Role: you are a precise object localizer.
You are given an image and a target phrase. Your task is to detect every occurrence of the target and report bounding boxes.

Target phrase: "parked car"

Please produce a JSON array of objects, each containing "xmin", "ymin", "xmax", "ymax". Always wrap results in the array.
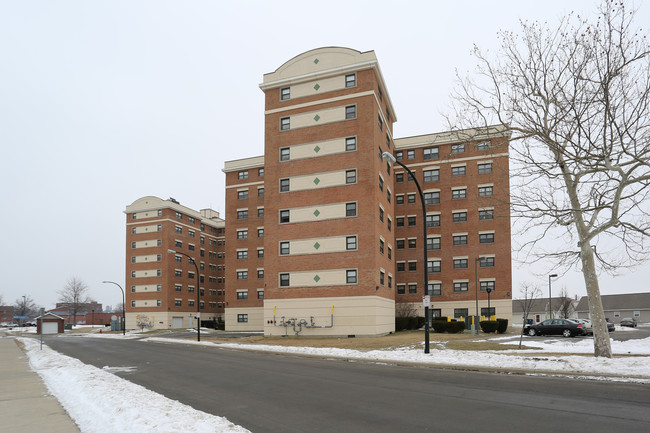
[
  {"xmin": 524, "ymin": 319, "xmax": 585, "ymax": 337},
  {"xmin": 620, "ymin": 318, "xmax": 638, "ymax": 328},
  {"xmin": 573, "ymin": 319, "xmax": 593, "ymax": 335}
]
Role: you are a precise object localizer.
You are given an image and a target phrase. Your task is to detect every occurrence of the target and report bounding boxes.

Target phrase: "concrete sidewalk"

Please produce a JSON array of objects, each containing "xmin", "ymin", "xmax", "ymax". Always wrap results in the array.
[{"xmin": 0, "ymin": 337, "xmax": 80, "ymax": 432}]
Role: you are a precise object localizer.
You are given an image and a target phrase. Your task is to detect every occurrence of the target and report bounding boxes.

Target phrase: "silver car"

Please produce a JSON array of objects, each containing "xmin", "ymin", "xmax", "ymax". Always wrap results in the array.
[{"xmin": 572, "ymin": 319, "xmax": 593, "ymax": 335}]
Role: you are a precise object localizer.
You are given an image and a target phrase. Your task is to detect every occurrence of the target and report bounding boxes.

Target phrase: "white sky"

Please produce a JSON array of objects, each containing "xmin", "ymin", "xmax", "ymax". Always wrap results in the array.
[{"xmin": 1, "ymin": 1, "xmax": 649, "ymax": 310}]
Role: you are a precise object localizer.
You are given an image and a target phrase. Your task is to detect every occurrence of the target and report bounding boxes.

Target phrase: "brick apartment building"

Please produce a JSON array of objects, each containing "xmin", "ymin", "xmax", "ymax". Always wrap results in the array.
[
  {"xmin": 222, "ymin": 47, "xmax": 512, "ymax": 336},
  {"xmin": 124, "ymin": 196, "xmax": 226, "ymax": 330}
]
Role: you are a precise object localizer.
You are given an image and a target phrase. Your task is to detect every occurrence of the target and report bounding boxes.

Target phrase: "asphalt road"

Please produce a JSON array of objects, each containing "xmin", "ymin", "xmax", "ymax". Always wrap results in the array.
[{"xmin": 44, "ymin": 337, "xmax": 650, "ymax": 433}]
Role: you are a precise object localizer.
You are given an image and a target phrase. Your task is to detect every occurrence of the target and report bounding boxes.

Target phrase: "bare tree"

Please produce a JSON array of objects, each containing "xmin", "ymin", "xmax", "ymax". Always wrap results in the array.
[
  {"xmin": 516, "ymin": 283, "xmax": 542, "ymax": 349},
  {"xmin": 14, "ymin": 295, "xmax": 39, "ymax": 320},
  {"xmin": 556, "ymin": 287, "xmax": 574, "ymax": 319},
  {"xmin": 395, "ymin": 302, "xmax": 417, "ymax": 319},
  {"xmin": 58, "ymin": 277, "xmax": 91, "ymax": 326},
  {"xmin": 136, "ymin": 314, "xmax": 153, "ymax": 332},
  {"xmin": 448, "ymin": 1, "xmax": 650, "ymax": 357}
]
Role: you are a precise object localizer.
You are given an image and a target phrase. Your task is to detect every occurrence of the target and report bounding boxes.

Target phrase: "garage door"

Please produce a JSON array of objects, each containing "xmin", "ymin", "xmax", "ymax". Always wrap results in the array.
[
  {"xmin": 172, "ymin": 317, "xmax": 183, "ymax": 329},
  {"xmin": 43, "ymin": 322, "xmax": 58, "ymax": 334}
]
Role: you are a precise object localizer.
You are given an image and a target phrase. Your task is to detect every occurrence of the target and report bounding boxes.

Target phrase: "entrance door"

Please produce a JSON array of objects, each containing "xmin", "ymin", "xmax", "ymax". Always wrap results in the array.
[{"xmin": 43, "ymin": 321, "xmax": 58, "ymax": 334}]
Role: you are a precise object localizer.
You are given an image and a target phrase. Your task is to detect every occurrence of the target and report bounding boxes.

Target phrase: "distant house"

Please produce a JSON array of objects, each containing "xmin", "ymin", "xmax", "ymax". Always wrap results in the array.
[
  {"xmin": 575, "ymin": 293, "xmax": 650, "ymax": 324},
  {"xmin": 36, "ymin": 312, "xmax": 65, "ymax": 334},
  {"xmin": 511, "ymin": 296, "xmax": 577, "ymax": 325}
]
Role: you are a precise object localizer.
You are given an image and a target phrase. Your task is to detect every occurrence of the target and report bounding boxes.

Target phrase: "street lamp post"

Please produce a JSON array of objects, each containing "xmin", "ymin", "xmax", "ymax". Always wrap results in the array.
[
  {"xmin": 92, "ymin": 309, "xmax": 95, "ymax": 327},
  {"xmin": 548, "ymin": 274, "xmax": 558, "ymax": 320},
  {"xmin": 101, "ymin": 281, "xmax": 126, "ymax": 335},
  {"xmin": 475, "ymin": 257, "xmax": 481, "ymax": 333},
  {"xmin": 168, "ymin": 249, "xmax": 201, "ymax": 342},
  {"xmin": 486, "ymin": 287, "xmax": 493, "ymax": 318},
  {"xmin": 382, "ymin": 152, "xmax": 429, "ymax": 354}
]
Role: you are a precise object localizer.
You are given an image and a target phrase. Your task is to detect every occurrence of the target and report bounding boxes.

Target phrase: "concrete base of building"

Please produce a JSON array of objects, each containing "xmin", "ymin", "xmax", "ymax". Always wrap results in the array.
[
  {"xmin": 225, "ymin": 307, "xmax": 264, "ymax": 332},
  {"xmin": 262, "ymin": 296, "xmax": 396, "ymax": 337},
  {"xmin": 125, "ymin": 311, "xmax": 222, "ymax": 330}
]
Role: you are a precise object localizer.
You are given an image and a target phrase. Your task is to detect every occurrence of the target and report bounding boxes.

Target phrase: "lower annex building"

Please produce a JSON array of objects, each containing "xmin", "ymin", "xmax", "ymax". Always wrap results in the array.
[{"xmin": 222, "ymin": 47, "xmax": 512, "ymax": 336}]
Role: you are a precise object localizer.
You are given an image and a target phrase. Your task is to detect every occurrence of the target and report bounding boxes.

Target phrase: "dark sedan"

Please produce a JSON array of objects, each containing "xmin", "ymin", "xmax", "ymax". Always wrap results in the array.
[{"xmin": 524, "ymin": 319, "xmax": 585, "ymax": 337}]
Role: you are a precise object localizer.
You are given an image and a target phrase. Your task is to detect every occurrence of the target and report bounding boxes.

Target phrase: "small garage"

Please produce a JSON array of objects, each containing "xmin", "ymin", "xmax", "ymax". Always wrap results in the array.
[{"xmin": 36, "ymin": 312, "xmax": 65, "ymax": 334}]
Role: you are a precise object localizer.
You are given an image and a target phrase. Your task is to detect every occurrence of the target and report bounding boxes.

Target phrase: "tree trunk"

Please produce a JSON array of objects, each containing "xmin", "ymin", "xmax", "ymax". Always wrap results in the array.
[{"xmin": 580, "ymin": 244, "xmax": 612, "ymax": 358}]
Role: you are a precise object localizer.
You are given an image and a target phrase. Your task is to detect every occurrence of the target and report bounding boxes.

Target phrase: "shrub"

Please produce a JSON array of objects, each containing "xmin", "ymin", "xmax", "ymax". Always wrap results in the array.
[
  {"xmin": 496, "ymin": 318, "xmax": 509, "ymax": 334},
  {"xmin": 446, "ymin": 321, "xmax": 466, "ymax": 333},
  {"xmin": 434, "ymin": 316, "xmax": 449, "ymax": 323},
  {"xmin": 431, "ymin": 320, "xmax": 447, "ymax": 333},
  {"xmin": 395, "ymin": 317, "xmax": 409, "ymax": 331},
  {"xmin": 417, "ymin": 317, "xmax": 426, "ymax": 329},
  {"xmin": 408, "ymin": 316, "xmax": 419, "ymax": 330},
  {"xmin": 480, "ymin": 320, "xmax": 499, "ymax": 333}
]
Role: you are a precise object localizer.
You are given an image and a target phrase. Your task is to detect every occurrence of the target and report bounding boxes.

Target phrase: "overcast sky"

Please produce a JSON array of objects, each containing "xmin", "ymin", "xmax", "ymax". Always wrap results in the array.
[{"xmin": 1, "ymin": 0, "xmax": 649, "ymax": 311}]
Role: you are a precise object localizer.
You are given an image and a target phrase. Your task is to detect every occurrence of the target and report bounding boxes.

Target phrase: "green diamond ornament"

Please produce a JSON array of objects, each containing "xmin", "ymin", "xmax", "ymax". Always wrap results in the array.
[
  {"xmin": 314, "ymin": 275, "xmax": 321, "ymax": 282},
  {"xmin": 313, "ymin": 177, "xmax": 320, "ymax": 185},
  {"xmin": 314, "ymin": 145, "xmax": 320, "ymax": 153},
  {"xmin": 313, "ymin": 209, "xmax": 321, "ymax": 217},
  {"xmin": 314, "ymin": 114, "xmax": 320, "ymax": 122},
  {"xmin": 314, "ymin": 242, "xmax": 321, "ymax": 250},
  {"xmin": 313, "ymin": 58, "xmax": 319, "ymax": 64},
  {"xmin": 314, "ymin": 83, "xmax": 320, "ymax": 90}
]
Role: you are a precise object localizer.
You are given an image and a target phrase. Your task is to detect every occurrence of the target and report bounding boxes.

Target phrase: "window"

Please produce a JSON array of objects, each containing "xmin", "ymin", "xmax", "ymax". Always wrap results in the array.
[
  {"xmin": 346, "ymin": 137, "xmax": 357, "ymax": 151},
  {"xmin": 480, "ymin": 281, "xmax": 496, "ymax": 292},
  {"xmin": 454, "ymin": 282, "xmax": 469, "ymax": 292},
  {"xmin": 237, "ymin": 230, "xmax": 248, "ymax": 240},
  {"xmin": 237, "ymin": 210, "xmax": 248, "ymax": 220},
  {"xmin": 409, "ymin": 284, "xmax": 417, "ymax": 294},
  {"xmin": 479, "ymin": 209, "xmax": 494, "ymax": 220},
  {"xmin": 396, "ymin": 151, "xmax": 403, "ymax": 161},
  {"xmin": 379, "ymin": 270, "xmax": 385, "ymax": 285},
  {"xmin": 480, "ymin": 257, "xmax": 495, "ymax": 267},
  {"xmin": 395, "ymin": 173, "xmax": 404, "ymax": 183},
  {"xmin": 407, "ymin": 194, "xmax": 416, "ymax": 204},
  {"xmin": 280, "ymin": 178, "xmax": 290, "ymax": 192},
  {"xmin": 347, "ymin": 236, "xmax": 357, "ymax": 250},
  {"xmin": 396, "ymin": 217, "xmax": 404, "ymax": 227},
  {"xmin": 480, "ymin": 233, "xmax": 495, "ymax": 243},
  {"xmin": 451, "ymin": 166, "xmax": 466, "ymax": 177},
  {"xmin": 346, "ymin": 170, "xmax": 357, "ymax": 184},
  {"xmin": 453, "ymin": 212, "xmax": 467, "ymax": 223},
  {"xmin": 397, "ymin": 239, "xmax": 405, "ymax": 249},
  {"xmin": 379, "ymin": 240, "xmax": 385, "ymax": 254},
  {"xmin": 346, "ymin": 202, "xmax": 357, "ymax": 217},
  {"xmin": 378, "ymin": 114, "xmax": 383, "ymax": 130},
  {"xmin": 280, "ymin": 242, "xmax": 290, "ymax": 255},
  {"xmin": 346, "ymin": 269, "xmax": 357, "ymax": 284},
  {"xmin": 238, "ymin": 171, "xmax": 248, "ymax": 180},
  {"xmin": 397, "ymin": 285, "xmax": 406, "ymax": 295},
  {"xmin": 237, "ymin": 314, "xmax": 248, "ymax": 323},
  {"xmin": 408, "ymin": 238, "xmax": 417, "ymax": 249},
  {"xmin": 429, "ymin": 283, "xmax": 442, "ymax": 296},
  {"xmin": 424, "ymin": 192, "xmax": 440, "ymax": 205},
  {"xmin": 237, "ymin": 251, "xmax": 248, "ymax": 260},
  {"xmin": 176, "ymin": 212, "xmax": 183, "ymax": 219},
  {"xmin": 481, "ymin": 307, "xmax": 496, "ymax": 317},
  {"xmin": 237, "ymin": 291, "xmax": 248, "ymax": 300},
  {"xmin": 280, "ymin": 210, "xmax": 290, "ymax": 223},
  {"xmin": 386, "ymin": 134, "xmax": 390, "ymax": 149},
  {"xmin": 427, "ymin": 260, "xmax": 441, "ymax": 273},
  {"xmin": 453, "ymin": 235, "xmax": 468, "ymax": 245},
  {"xmin": 280, "ymin": 273, "xmax": 290, "ymax": 287},
  {"xmin": 280, "ymin": 87, "xmax": 290, "ymax": 100},
  {"xmin": 378, "ymin": 175, "xmax": 384, "ymax": 191},
  {"xmin": 175, "ymin": 226, "xmax": 183, "ymax": 234},
  {"xmin": 452, "ymin": 189, "xmax": 466, "ymax": 200},
  {"xmin": 423, "ymin": 169, "xmax": 439, "ymax": 183},
  {"xmin": 388, "ymin": 246, "xmax": 392, "ymax": 260},
  {"xmin": 478, "ymin": 163, "xmax": 493, "ymax": 174},
  {"xmin": 188, "ymin": 299, "xmax": 195, "ymax": 307},
  {"xmin": 258, "ymin": 290, "xmax": 264, "ymax": 300},
  {"xmin": 478, "ymin": 186, "xmax": 493, "ymax": 197},
  {"xmin": 387, "ymin": 216, "xmax": 392, "ymax": 231},
  {"xmin": 476, "ymin": 140, "xmax": 491, "ymax": 150},
  {"xmin": 257, "ymin": 248, "xmax": 264, "ymax": 258},
  {"xmin": 426, "ymin": 237, "xmax": 441, "ymax": 250},
  {"xmin": 426, "ymin": 214, "xmax": 440, "ymax": 227},
  {"xmin": 175, "ymin": 299, "xmax": 182, "ymax": 307},
  {"xmin": 388, "ymin": 275, "xmax": 392, "ymax": 288},
  {"xmin": 408, "ymin": 261, "xmax": 417, "ymax": 271},
  {"xmin": 258, "ymin": 168, "xmax": 264, "ymax": 177},
  {"xmin": 397, "ymin": 262, "xmax": 405, "ymax": 272},
  {"xmin": 407, "ymin": 150, "xmax": 415, "ymax": 160},
  {"xmin": 396, "ymin": 195, "xmax": 404, "ymax": 205},
  {"xmin": 345, "ymin": 105, "xmax": 356, "ymax": 119},
  {"xmin": 280, "ymin": 117, "xmax": 290, "ymax": 130},
  {"xmin": 408, "ymin": 216, "xmax": 416, "ymax": 226},
  {"xmin": 345, "ymin": 73, "xmax": 356, "ymax": 87},
  {"xmin": 280, "ymin": 147, "xmax": 290, "ymax": 161},
  {"xmin": 237, "ymin": 271, "xmax": 248, "ymax": 280},
  {"xmin": 175, "ymin": 284, "xmax": 182, "ymax": 292},
  {"xmin": 453, "ymin": 258, "xmax": 468, "ymax": 269},
  {"xmin": 188, "ymin": 244, "xmax": 195, "ymax": 251},
  {"xmin": 379, "ymin": 207, "xmax": 384, "ymax": 222},
  {"xmin": 257, "ymin": 208, "xmax": 264, "ymax": 218},
  {"xmin": 258, "ymin": 228, "xmax": 264, "ymax": 238},
  {"xmin": 454, "ymin": 308, "xmax": 469, "ymax": 319},
  {"xmin": 258, "ymin": 187, "xmax": 265, "ymax": 197},
  {"xmin": 423, "ymin": 147, "xmax": 438, "ymax": 160},
  {"xmin": 451, "ymin": 143, "xmax": 465, "ymax": 154},
  {"xmin": 175, "ymin": 241, "xmax": 183, "ymax": 249}
]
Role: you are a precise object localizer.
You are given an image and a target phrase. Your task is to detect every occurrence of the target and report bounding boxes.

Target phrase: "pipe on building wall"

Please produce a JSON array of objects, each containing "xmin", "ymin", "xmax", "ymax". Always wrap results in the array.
[{"xmin": 273, "ymin": 306, "xmax": 334, "ymax": 335}]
